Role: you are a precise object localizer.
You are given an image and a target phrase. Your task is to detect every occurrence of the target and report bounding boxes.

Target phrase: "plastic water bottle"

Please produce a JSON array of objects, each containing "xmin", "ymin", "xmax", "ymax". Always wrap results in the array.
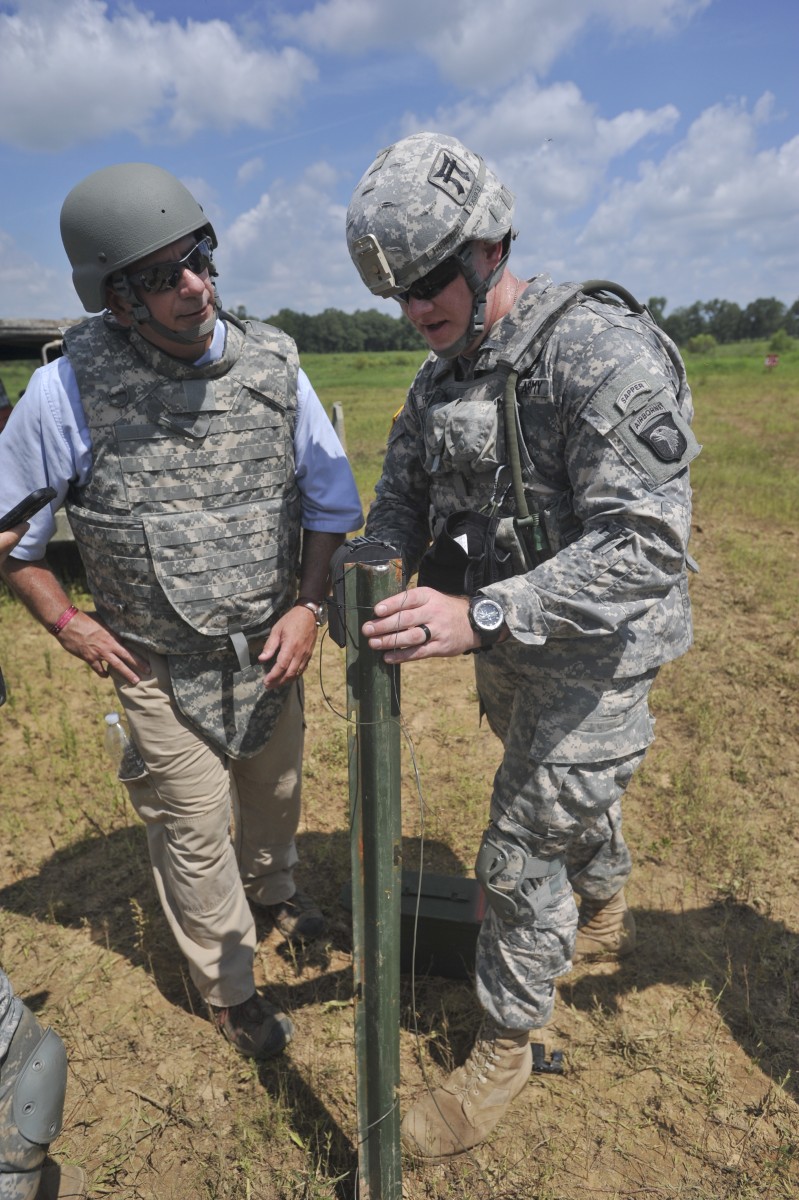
[{"xmin": 103, "ymin": 712, "xmax": 130, "ymax": 771}]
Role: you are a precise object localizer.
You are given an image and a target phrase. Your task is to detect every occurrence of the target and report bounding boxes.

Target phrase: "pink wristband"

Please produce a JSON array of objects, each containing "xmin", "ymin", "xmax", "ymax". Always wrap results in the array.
[{"xmin": 50, "ymin": 605, "xmax": 79, "ymax": 636}]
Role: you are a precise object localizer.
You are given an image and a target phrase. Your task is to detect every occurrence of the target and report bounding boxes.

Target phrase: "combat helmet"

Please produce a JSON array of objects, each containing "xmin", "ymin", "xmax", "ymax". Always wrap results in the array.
[
  {"xmin": 346, "ymin": 131, "xmax": 515, "ymax": 356},
  {"xmin": 60, "ymin": 163, "xmax": 219, "ymax": 344}
]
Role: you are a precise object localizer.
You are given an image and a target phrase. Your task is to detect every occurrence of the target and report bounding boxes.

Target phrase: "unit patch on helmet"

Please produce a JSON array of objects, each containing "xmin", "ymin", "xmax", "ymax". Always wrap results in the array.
[
  {"xmin": 429, "ymin": 150, "xmax": 473, "ymax": 205},
  {"xmin": 630, "ymin": 400, "xmax": 687, "ymax": 462}
]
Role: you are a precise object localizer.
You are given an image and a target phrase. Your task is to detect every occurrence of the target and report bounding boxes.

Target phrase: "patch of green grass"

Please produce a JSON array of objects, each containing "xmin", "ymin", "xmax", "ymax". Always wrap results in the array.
[
  {"xmin": 0, "ymin": 359, "xmax": 38, "ymax": 401},
  {"xmin": 302, "ymin": 349, "xmax": 426, "ymax": 503}
]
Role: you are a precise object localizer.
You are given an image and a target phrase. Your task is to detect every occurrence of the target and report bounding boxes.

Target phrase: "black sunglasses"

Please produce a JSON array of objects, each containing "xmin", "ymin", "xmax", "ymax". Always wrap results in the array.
[
  {"xmin": 127, "ymin": 238, "xmax": 213, "ymax": 294},
  {"xmin": 397, "ymin": 256, "xmax": 461, "ymax": 304}
]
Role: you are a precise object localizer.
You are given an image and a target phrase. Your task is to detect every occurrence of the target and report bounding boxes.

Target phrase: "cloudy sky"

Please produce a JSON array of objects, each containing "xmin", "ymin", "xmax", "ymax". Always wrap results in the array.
[{"xmin": 1, "ymin": 0, "xmax": 796, "ymax": 322}]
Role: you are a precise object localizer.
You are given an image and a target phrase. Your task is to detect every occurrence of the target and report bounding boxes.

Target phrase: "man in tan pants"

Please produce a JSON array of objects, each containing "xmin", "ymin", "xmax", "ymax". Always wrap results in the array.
[
  {"xmin": 0, "ymin": 164, "xmax": 363, "ymax": 1060},
  {"xmin": 116, "ymin": 654, "xmax": 306, "ymax": 1013}
]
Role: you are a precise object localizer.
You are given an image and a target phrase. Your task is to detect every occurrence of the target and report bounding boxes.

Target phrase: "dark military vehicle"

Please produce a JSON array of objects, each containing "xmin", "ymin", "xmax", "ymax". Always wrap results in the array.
[{"xmin": 0, "ymin": 318, "xmax": 80, "ymax": 550}]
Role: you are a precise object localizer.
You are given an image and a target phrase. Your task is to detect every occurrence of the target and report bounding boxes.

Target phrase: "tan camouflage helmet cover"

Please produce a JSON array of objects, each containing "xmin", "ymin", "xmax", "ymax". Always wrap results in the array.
[{"xmin": 346, "ymin": 131, "xmax": 515, "ymax": 298}]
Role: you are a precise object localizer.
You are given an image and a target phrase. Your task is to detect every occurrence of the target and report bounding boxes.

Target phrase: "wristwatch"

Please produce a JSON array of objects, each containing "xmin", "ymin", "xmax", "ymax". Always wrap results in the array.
[
  {"xmin": 468, "ymin": 594, "xmax": 505, "ymax": 647},
  {"xmin": 293, "ymin": 596, "xmax": 326, "ymax": 627}
]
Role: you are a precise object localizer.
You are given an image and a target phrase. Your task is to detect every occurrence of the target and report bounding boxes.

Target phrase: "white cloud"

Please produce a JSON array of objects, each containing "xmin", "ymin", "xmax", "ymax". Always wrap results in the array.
[
  {"xmin": 570, "ymin": 94, "xmax": 799, "ymax": 306},
  {"xmin": 401, "ymin": 77, "xmax": 679, "ymax": 216},
  {"xmin": 0, "ymin": 0, "xmax": 317, "ymax": 150},
  {"xmin": 0, "ymin": 231, "xmax": 76, "ymax": 318},
  {"xmin": 353, "ymin": 87, "xmax": 799, "ymax": 310},
  {"xmin": 237, "ymin": 159, "xmax": 265, "ymax": 186},
  {"xmin": 219, "ymin": 164, "xmax": 366, "ymax": 317},
  {"xmin": 275, "ymin": 0, "xmax": 711, "ymax": 85},
  {"xmin": 217, "ymin": 85, "xmax": 799, "ymax": 319}
]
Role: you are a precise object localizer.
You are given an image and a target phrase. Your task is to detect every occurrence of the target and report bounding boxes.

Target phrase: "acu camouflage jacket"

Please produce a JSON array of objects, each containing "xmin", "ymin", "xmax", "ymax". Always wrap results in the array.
[{"xmin": 365, "ymin": 275, "xmax": 701, "ymax": 679}]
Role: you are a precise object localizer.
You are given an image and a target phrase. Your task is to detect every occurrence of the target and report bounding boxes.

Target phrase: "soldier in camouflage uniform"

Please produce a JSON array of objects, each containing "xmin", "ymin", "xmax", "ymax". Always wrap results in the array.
[
  {"xmin": 0, "ymin": 970, "xmax": 85, "ymax": 1200},
  {"xmin": 0, "ymin": 165, "xmax": 362, "ymax": 1062},
  {"xmin": 346, "ymin": 132, "xmax": 699, "ymax": 1156},
  {"xmin": 0, "ymin": 531, "xmax": 85, "ymax": 1199}
]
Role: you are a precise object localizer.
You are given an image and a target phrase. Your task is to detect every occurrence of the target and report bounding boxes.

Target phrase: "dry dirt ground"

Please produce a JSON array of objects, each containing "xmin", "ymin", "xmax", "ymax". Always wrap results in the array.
[{"xmin": 0, "ymin": 522, "xmax": 797, "ymax": 1199}]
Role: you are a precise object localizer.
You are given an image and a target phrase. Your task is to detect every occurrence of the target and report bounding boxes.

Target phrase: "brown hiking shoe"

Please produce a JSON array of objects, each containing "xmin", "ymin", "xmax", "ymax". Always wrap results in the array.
[
  {"xmin": 259, "ymin": 889, "xmax": 327, "ymax": 943},
  {"xmin": 210, "ymin": 992, "xmax": 293, "ymax": 1059},
  {"xmin": 36, "ymin": 1160, "xmax": 87, "ymax": 1199},
  {"xmin": 573, "ymin": 888, "xmax": 636, "ymax": 962},
  {"xmin": 401, "ymin": 1022, "xmax": 532, "ymax": 1158}
]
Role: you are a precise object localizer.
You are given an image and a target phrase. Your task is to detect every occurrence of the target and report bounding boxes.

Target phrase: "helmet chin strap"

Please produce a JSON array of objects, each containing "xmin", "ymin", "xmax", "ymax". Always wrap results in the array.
[
  {"xmin": 129, "ymin": 282, "xmax": 222, "ymax": 347},
  {"xmin": 435, "ymin": 238, "xmax": 511, "ymax": 359}
]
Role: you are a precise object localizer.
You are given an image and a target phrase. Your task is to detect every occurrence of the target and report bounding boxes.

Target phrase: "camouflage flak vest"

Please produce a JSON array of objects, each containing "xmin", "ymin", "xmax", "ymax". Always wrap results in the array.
[
  {"xmin": 415, "ymin": 282, "xmax": 590, "ymax": 560},
  {"xmin": 63, "ymin": 314, "xmax": 302, "ymax": 756},
  {"xmin": 414, "ymin": 278, "xmax": 696, "ymax": 567}
]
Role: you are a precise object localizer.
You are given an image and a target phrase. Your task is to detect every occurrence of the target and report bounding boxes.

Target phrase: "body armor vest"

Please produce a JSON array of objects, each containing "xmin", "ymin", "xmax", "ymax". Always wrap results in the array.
[
  {"xmin": 418, "ymin": 281, "xmax": 589, "ymax": 562},
  {"xmin": 63, "ymin": 314, "xmax": 301, "ymax": 756},
  {"xmin": 411, "ymin": 279, "xmax": 697, "ymax": 676}
]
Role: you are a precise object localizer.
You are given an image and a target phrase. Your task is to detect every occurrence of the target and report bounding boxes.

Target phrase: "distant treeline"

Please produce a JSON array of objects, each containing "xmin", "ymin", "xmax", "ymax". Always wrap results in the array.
[
  {"xmin": 248, "ymin": 307, "xmax": 426, "ymax": 354},
  {"xmin": 648, "ymin": 296, "xmax": 799, "ymax": 348},
  {"xmin": 231, "ymin": 294, "xmax": 799, "ymax": 354}
]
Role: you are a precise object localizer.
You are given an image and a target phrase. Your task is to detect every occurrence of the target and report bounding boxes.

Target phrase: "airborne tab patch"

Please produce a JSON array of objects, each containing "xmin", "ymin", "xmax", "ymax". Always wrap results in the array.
[{"xmin": 630, "ymin": 400, "xmax": 687, "ymax": 462}]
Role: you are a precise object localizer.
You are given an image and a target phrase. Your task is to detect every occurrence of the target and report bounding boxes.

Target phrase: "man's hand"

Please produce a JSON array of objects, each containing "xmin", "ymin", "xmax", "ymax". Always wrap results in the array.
[
  {"xmin": 258, "ymin": 604, "xmax": 319, "ymax": 689},
  {"xmin": 0, "ymin": 554, "xmax": 149, "ymax": 685},
  {"xmin": 362, "ymin": 586, "xmax": 498, "ymax": 663},
  {"xmin": 59, "ymin": 611, "xmax": 151, "ymax": 685},
  {"xmin": 0, "ymin": 526, "xmax": 26, "ymax": 567}
]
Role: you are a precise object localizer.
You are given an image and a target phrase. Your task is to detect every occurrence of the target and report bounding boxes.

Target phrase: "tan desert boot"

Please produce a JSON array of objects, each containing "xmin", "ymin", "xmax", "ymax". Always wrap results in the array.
[
  {"xmin": 36, "ymin": 1159, "xmax": 87, "ymax": 1199},
  {"xmin": 573, "ymin": 888, "xmax": 636, "ymax": 962},
  {"xmin": 401, "ymin": 1022, "xmax": 532, "ymax": 1158}
]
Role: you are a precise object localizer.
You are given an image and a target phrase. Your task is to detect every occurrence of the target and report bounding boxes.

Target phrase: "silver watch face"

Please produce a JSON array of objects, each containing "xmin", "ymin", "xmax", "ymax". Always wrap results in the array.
[{"xmin": 472, "ymin": 597, "xmax": 504, "ymax": 632}]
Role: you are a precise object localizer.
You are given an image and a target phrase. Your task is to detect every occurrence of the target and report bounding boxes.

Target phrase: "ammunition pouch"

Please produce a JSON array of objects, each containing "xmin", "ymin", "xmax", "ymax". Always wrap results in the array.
[{"xmin": 417, "ymin": 510, "xmax": 514, "ymax": 595}]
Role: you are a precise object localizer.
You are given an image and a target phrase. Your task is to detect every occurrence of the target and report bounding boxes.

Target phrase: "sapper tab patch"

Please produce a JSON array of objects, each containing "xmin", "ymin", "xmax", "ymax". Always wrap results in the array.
[
  {"xmin": 630, "ymin": 400, "xmax": 687, "ymax": 462},
  {"xmin": 615, "ymin": 378, "xmax": 650, "ymax": 413}
]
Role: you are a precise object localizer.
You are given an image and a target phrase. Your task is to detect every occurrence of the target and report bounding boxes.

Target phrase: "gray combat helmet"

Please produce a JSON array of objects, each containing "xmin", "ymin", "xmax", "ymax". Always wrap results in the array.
[
  {"xmin": 346, "ymin": 131, "xmax": 515, "ymax": 356},
  {"xmin": 60, "ymin": 162, "xmax": 220, "ymax": 346}
]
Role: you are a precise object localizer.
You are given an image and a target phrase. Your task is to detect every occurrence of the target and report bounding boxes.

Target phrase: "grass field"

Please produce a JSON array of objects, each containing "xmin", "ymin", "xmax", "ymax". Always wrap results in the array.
[{"xmin": 0, "ymin": 339, "xmax": 797, "ymax": 1198}]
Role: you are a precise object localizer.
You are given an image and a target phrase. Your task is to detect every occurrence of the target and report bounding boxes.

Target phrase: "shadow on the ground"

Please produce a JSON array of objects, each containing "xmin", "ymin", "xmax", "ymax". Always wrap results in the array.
[
  {"xmin": 0, "ymin": 824, "xmax": 467, "ymax": 1194},
  {"xmin": 0, "ymin": 825, "xmax": 465, "ymax": 1004},
  {"xmin": 562, "ymin": 897, "xmax": 799, "ymax": 1101},
  {"xmin": 4, "ymin": 828, "xmax": 796, "ymax": 1178}
]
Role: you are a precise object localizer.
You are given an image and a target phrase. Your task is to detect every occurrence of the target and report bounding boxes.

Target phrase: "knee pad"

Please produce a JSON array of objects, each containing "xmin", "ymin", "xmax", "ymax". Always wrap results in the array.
[
  {"xmin": 13, "ymin": 1026, "xmax": 67, "ymax": 1145},
  {"xmin": 475, "ymin": 829, "xmax": 567, "ymax": 923},
  {"xmin": 0, "ymin": 1006, "xmax": 68, "ymax": 1181}
]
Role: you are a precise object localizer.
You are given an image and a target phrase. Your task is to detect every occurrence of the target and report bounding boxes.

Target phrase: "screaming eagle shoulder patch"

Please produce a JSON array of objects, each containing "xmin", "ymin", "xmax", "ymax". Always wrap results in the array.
[{"xmin": 629, "ymin": 400, "xmax": 688, "ymax": 462}]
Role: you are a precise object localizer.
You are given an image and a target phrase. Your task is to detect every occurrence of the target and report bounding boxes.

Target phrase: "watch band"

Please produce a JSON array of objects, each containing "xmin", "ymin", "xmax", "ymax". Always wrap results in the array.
[
  {"xmin": 468, "ymin": 595, "xmax": 505, "ymax": 647},
  {"xmin": 293, "ymin": 597, "xmax": 324, "ymax": 626}
]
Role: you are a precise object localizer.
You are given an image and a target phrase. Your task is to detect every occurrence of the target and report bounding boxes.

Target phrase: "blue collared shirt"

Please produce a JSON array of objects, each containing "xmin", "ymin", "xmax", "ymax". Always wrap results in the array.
[{"xmin": 0, "ymin": 319, "xmax": 363, "ymax": 558}]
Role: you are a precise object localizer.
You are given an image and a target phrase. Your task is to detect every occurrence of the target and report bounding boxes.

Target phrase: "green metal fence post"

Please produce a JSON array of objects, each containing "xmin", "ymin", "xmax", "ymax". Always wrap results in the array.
[{"xmin": 343, "ymin": 552, "xmax": 403, "ymax": 1200}]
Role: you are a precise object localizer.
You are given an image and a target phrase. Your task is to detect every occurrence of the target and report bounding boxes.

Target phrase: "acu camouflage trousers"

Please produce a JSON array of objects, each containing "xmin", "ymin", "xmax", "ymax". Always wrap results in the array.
[
  {"xmin": 114, "ymin": 650, "xmax": 304, "ymax": 1008},
  {"xmin": 473, "ymin": 645, "xmax": 658, "ymax": 1030}
]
